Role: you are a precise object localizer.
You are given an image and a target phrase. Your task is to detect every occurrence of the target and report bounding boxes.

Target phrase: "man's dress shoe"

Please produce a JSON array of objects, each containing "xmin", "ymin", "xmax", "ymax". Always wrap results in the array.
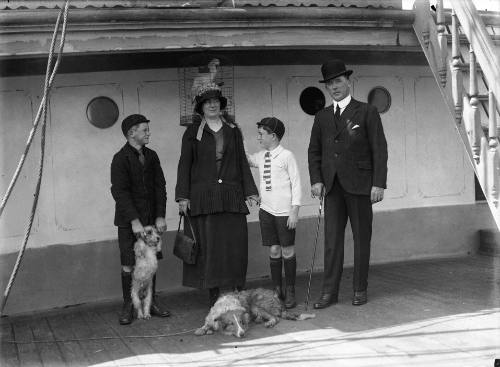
[
  {"xmin": 352, "ymin": 290, "xmax": 367, "ymax": 306},
  {"xmin": 313, "ymin": 293, "xmax": 338, "ymax": 309}
]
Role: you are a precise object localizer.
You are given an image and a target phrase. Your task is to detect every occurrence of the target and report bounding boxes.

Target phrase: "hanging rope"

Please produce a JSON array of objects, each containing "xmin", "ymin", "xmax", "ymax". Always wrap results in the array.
[
  {"xmin": 0, "ymin": 0, "xmax": 70, "ymax": 316},
  {"xmin": 0, "ymin": 2, "xmax": 70, "ymax": 219}
]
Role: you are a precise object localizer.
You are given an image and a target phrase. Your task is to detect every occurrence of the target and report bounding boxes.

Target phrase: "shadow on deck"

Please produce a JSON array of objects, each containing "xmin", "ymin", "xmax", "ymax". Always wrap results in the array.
[{"xmin": 1, "ymin": 255, "xmax": 499, "ymax": 367}]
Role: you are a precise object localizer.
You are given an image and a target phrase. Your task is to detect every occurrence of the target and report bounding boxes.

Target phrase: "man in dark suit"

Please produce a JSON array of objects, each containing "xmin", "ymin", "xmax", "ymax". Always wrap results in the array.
[
  {"xmin": 308, "ymin": 60, "xmax": 388, "ymax": 309},
  {"xmin": 111, "ymin": 114, "xmax": 171, "ymax": 324}
]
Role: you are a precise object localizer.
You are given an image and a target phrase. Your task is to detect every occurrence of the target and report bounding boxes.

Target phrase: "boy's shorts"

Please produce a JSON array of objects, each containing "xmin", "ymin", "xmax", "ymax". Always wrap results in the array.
[
  {"xmin": 259, "ymin": 209, "xmax": 295, "ymax": 248},
  {"xmin": 118, "ymin": 226, "xmax": 163, "ymax": 266}
]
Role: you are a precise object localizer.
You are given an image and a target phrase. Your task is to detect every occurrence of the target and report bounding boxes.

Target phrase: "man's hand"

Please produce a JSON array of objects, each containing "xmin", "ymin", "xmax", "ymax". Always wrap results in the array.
[
  {"xmin": 155, "ymin": 217, "xmax": 167, "ymax": 233},
  {"xmin": 246, "ymin": 195, "xmax": 260, "ymax": 207},
  {"xmin": 178, "ymin": 199, "xmax": 190, "ymax": 215},
  {"xmin": 311, "ymin": 183, "xmax": 324, "ymax": 199},
  {"xmin": 371, "ymin": 186, "xmax": 385, "ymax": 204},
  {"xmin": 131, "ymin": 218, "xmax": 145, "ymax": 238},
  {"xmin": 287, "ymin": 206, "xmax": 299, "ymax": 229}
]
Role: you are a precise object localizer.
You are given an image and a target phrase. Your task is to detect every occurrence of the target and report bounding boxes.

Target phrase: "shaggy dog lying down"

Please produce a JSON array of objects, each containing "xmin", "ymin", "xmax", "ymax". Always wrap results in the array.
[{"xmin": 195, "ymin": 288, "xmax": 315, "ymax": 338}]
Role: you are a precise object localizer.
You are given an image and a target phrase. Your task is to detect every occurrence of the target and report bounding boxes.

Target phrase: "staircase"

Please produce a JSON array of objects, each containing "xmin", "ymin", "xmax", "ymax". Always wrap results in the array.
[{"xmin": 413, "ymin": 0, "xmax": 500, "ymax": 230}]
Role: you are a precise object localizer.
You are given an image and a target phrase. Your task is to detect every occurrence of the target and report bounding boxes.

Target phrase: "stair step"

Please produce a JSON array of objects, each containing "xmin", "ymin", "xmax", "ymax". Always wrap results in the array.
[{"xmin": 445, "ymin": 34, "xmax": 500, "ymax": 46}]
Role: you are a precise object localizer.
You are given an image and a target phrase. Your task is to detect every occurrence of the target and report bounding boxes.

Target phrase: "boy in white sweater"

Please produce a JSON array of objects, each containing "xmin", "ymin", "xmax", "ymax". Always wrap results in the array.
[{"xmin": 247, "ymin": 117, "xmax": 302, "ymax": 309}]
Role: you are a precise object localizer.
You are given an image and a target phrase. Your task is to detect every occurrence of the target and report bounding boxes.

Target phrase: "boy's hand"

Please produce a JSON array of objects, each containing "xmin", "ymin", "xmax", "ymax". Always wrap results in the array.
[
  {"xmin": 287, "ymin": 206, "xmax": 299, "ymax": 229},
  {"xmin": 155, "ymin": 217, "xmax": 167, "ymax": 233},
  {"xmin": 131, "ymin": 218, "xmax": 145, "ymax": 238}
]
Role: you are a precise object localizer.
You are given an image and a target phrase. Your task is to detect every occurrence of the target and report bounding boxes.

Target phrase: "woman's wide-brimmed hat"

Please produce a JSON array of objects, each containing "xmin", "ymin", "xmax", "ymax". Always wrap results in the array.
[
  {"xmin": 194, "ymin": 83, "xmax": 227, "ymax": 115},
  {"xmin": 319, "ymin": 59, "xmax": 353, "ymax": 83}
]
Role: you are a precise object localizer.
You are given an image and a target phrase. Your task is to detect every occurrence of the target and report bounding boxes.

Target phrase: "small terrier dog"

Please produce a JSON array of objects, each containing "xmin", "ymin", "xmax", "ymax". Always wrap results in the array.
[
  {"xmin": 195, "ymin": 288, "xmax": 315, "ymax": 338},
  {"xmin": 131, "ymin": 226, "xmax": 161, "ymax": 320}
]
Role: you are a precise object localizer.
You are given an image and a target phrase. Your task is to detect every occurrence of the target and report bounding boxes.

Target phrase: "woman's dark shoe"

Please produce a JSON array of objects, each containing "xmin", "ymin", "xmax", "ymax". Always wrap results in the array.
[
  {"xmin": 119, "ymin": 301, "xmax": 134, "ymax": 325},
  {"xmin": 284, "ymin": 286, "xmax": 296, "ymax": 309},
  {"xmin": 313, "ymin": 293, "xmax": 338, "ymax": 309},
  {"xmin": 352, "ymin": 290, "xmax": 367, "ymax": 306}
]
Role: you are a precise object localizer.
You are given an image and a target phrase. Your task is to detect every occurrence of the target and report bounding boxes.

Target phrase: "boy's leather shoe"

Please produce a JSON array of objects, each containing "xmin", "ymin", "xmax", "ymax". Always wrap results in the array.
[
  {"xmin": 352, "ymin": 290, "xmax": 367, "ymax": 306},
  {"xmin": 150, "ymin": 298, "xmax": 171, "ymax": 317},
  {"xmin": 119, "ymin": 301, "xmax": 134, "ymax": 325},
  {"xmin": 313, "ymin": 293, "xmax": 338, "ymax": 309}
]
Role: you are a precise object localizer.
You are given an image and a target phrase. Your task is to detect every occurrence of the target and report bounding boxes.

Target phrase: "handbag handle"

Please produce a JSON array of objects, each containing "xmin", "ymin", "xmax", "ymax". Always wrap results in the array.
[{"xmin": 178, "ymin": 213, "xmax": 197, "ymax": 244}]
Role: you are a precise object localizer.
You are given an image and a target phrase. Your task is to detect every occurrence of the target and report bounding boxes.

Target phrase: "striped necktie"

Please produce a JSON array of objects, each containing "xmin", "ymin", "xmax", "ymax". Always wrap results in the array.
[{"xmin": 264, "ymin": 151, "xmax": 272, "ymax": 191}]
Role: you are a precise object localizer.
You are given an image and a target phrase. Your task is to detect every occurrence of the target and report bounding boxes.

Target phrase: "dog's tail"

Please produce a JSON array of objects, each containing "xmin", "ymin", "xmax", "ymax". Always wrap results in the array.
[{"xmin": 281, "ymin": 310, "xmax": 316, "ymax": 321}]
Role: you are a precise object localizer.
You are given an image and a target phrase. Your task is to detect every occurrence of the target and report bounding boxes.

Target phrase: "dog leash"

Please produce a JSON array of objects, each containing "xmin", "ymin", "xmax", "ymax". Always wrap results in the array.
[
  {"xmin": 2, "ymin": 328, "xmax": 199, "ymax": 344},
  {"xmin": 304, "ymin": 197, "xmax": 323, "ymax": 311}
]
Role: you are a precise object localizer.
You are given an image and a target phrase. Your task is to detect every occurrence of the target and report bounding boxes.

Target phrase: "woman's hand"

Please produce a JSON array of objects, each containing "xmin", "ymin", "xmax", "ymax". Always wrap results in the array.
[
  {"xmin": 178, "ymin": 199, "xmax": 190, "ymax": 215},
  {"xmin": 246, "ymin": 195, "xmax": 260, "ymax": 207}
]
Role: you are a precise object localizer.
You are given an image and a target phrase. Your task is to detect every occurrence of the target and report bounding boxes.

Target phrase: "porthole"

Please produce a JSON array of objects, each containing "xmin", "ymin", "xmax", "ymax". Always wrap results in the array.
[
  {"xmin": 86, "ymin": 96, "xmax": 119, "ymax": 129},
  {"xmin": 368, "ymin": 86, "xmax": 391, "ymax": 114},
  {"xmin": 300, "ymin": 87, "xmax": 326, "ymax": 116}
]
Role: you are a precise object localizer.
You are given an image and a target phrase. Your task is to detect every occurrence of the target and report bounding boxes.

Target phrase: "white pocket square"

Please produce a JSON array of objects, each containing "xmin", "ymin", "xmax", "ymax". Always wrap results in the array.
[{"xmin": 352, "ymin": 124, "xmax": 360, "ymax": 129}]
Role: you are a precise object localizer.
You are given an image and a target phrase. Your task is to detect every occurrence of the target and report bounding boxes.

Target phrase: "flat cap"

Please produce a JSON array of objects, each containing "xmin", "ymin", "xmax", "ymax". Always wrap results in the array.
[{"xmin": 121, "ymin": 114, "xmax": 150, "ymax": 136}]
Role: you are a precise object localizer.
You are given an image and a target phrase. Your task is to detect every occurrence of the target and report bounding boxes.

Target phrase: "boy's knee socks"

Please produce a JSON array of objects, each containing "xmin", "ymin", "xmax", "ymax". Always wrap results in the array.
[
  {"xmin": 121, "ymin": 270, "xmax": 132, "ymax": 303},
  {"xmin": 269, "ymin": 257, "xmax": 283, "ymax": 287},
  {"xmin": 283, "ymin": 255, "xmax": 296, "ymax": 286}
]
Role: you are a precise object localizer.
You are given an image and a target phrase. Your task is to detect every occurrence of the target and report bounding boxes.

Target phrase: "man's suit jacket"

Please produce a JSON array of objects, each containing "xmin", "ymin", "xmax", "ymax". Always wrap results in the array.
[{"xmin": 308, "ymin": 98, "xmax": 388, "ymax": 196}]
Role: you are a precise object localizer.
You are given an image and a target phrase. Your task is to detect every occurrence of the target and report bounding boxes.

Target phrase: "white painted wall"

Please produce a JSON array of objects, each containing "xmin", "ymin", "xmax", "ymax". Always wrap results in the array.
[{"xmin": 0, "ymin": 64, "xmax": 475, "ymax": 254}]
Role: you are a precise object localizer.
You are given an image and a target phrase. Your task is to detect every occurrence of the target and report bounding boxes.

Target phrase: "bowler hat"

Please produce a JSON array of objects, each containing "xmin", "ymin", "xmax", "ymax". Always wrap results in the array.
[
  {"xmin": 194, "ymin": 83, "xmax": 227, "ymax": 115},
  {"xmin": 257, "ymin": 117, "xmax": 285, "ymax": 140},
  {"xmin": 319, "ymin": 59, "xmax": 353, "ymax": 83},
  {"xmin": 121, "ymin": 114, "xmax": 150, "ymax": 136}
]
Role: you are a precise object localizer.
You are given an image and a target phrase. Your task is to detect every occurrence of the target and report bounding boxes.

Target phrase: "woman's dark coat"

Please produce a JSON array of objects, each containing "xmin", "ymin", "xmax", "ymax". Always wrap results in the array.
[
  {"xmin": 175, "ymin": 119, "xmax": 258, "ymax": 289},
  {"xmin": 175, "ymin": 120, "xmax": 258, "ymax": 214}
]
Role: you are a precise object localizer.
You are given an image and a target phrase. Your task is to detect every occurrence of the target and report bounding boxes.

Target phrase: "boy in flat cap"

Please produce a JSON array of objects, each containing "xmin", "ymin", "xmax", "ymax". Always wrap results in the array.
[
  {"xmin": 111, "ymin": 114, "xmax": 170, "ymax": 325},
  {"xmin": 247, "ymin": 117, "xmax": 302, "ymax": 308}
]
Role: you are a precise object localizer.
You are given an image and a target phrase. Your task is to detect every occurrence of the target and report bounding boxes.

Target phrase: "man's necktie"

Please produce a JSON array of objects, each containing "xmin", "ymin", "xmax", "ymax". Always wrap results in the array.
[
  {"xmin": 334, "ymin": 104, "xmax": 341, "ymax": 130},
  {"xmin": 138, "ymin": 149, "xmax": 145, "ymax": 165},
  {"xmin": 264, "ymin": 151, "xmax": 271, "ymax": 191}
]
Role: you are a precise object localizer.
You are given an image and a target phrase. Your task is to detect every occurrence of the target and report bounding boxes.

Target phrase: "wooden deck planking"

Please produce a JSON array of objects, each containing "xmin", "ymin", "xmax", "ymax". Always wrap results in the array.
[
  {"xmin": 45, "ymin": 313, "xmax": 90, "ymax": 367},
  {"xmin": 79, "ymin": 311, "xmax": 134, "ymax": 367},
  {"xmin": 1, "ymin": 256, "xmax": 498, "ymax": 367},
  {"xmin": 64, "ymin": 311, "xmax": 115, "ymax": 366},
  {"xmin": 11, "ymin": 321, "xmax": 42, "ymax": 367},
  {"xmin": 0, "ymin": 322, "xmax": 19, "ymax": 367},
  {"xmin": 29, "ymin": 316, "xmax": 66, "ymax": 366},
  {"xmin": 94, "ymin": 308, "xmax": 160, "ymax": 366}
]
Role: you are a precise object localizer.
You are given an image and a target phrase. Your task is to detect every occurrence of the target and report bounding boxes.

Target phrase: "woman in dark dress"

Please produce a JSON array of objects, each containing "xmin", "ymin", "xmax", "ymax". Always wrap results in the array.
[{"xmin": 175, "ymin": 83, "xmax": 259, "ymax": 306}]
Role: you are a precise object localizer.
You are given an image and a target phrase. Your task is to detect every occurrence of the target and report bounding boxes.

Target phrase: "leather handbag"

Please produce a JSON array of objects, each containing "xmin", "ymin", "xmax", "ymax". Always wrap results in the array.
[{"xmin": 173, "ymin": 213, "xmax": 198, "ymax": 264}]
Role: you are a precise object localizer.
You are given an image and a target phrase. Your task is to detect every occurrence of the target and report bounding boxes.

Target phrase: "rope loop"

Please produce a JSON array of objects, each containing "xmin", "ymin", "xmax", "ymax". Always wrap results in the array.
[{"xmin": 0, "ymin": 0, "xmax": 71, "ymax": 316}]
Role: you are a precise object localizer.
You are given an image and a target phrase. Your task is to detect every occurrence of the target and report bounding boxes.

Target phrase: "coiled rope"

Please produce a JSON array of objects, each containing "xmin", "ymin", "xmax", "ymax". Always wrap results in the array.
[{"xmin": 0, "ymin": 0, "xmax": 70, "ymax": 316}]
